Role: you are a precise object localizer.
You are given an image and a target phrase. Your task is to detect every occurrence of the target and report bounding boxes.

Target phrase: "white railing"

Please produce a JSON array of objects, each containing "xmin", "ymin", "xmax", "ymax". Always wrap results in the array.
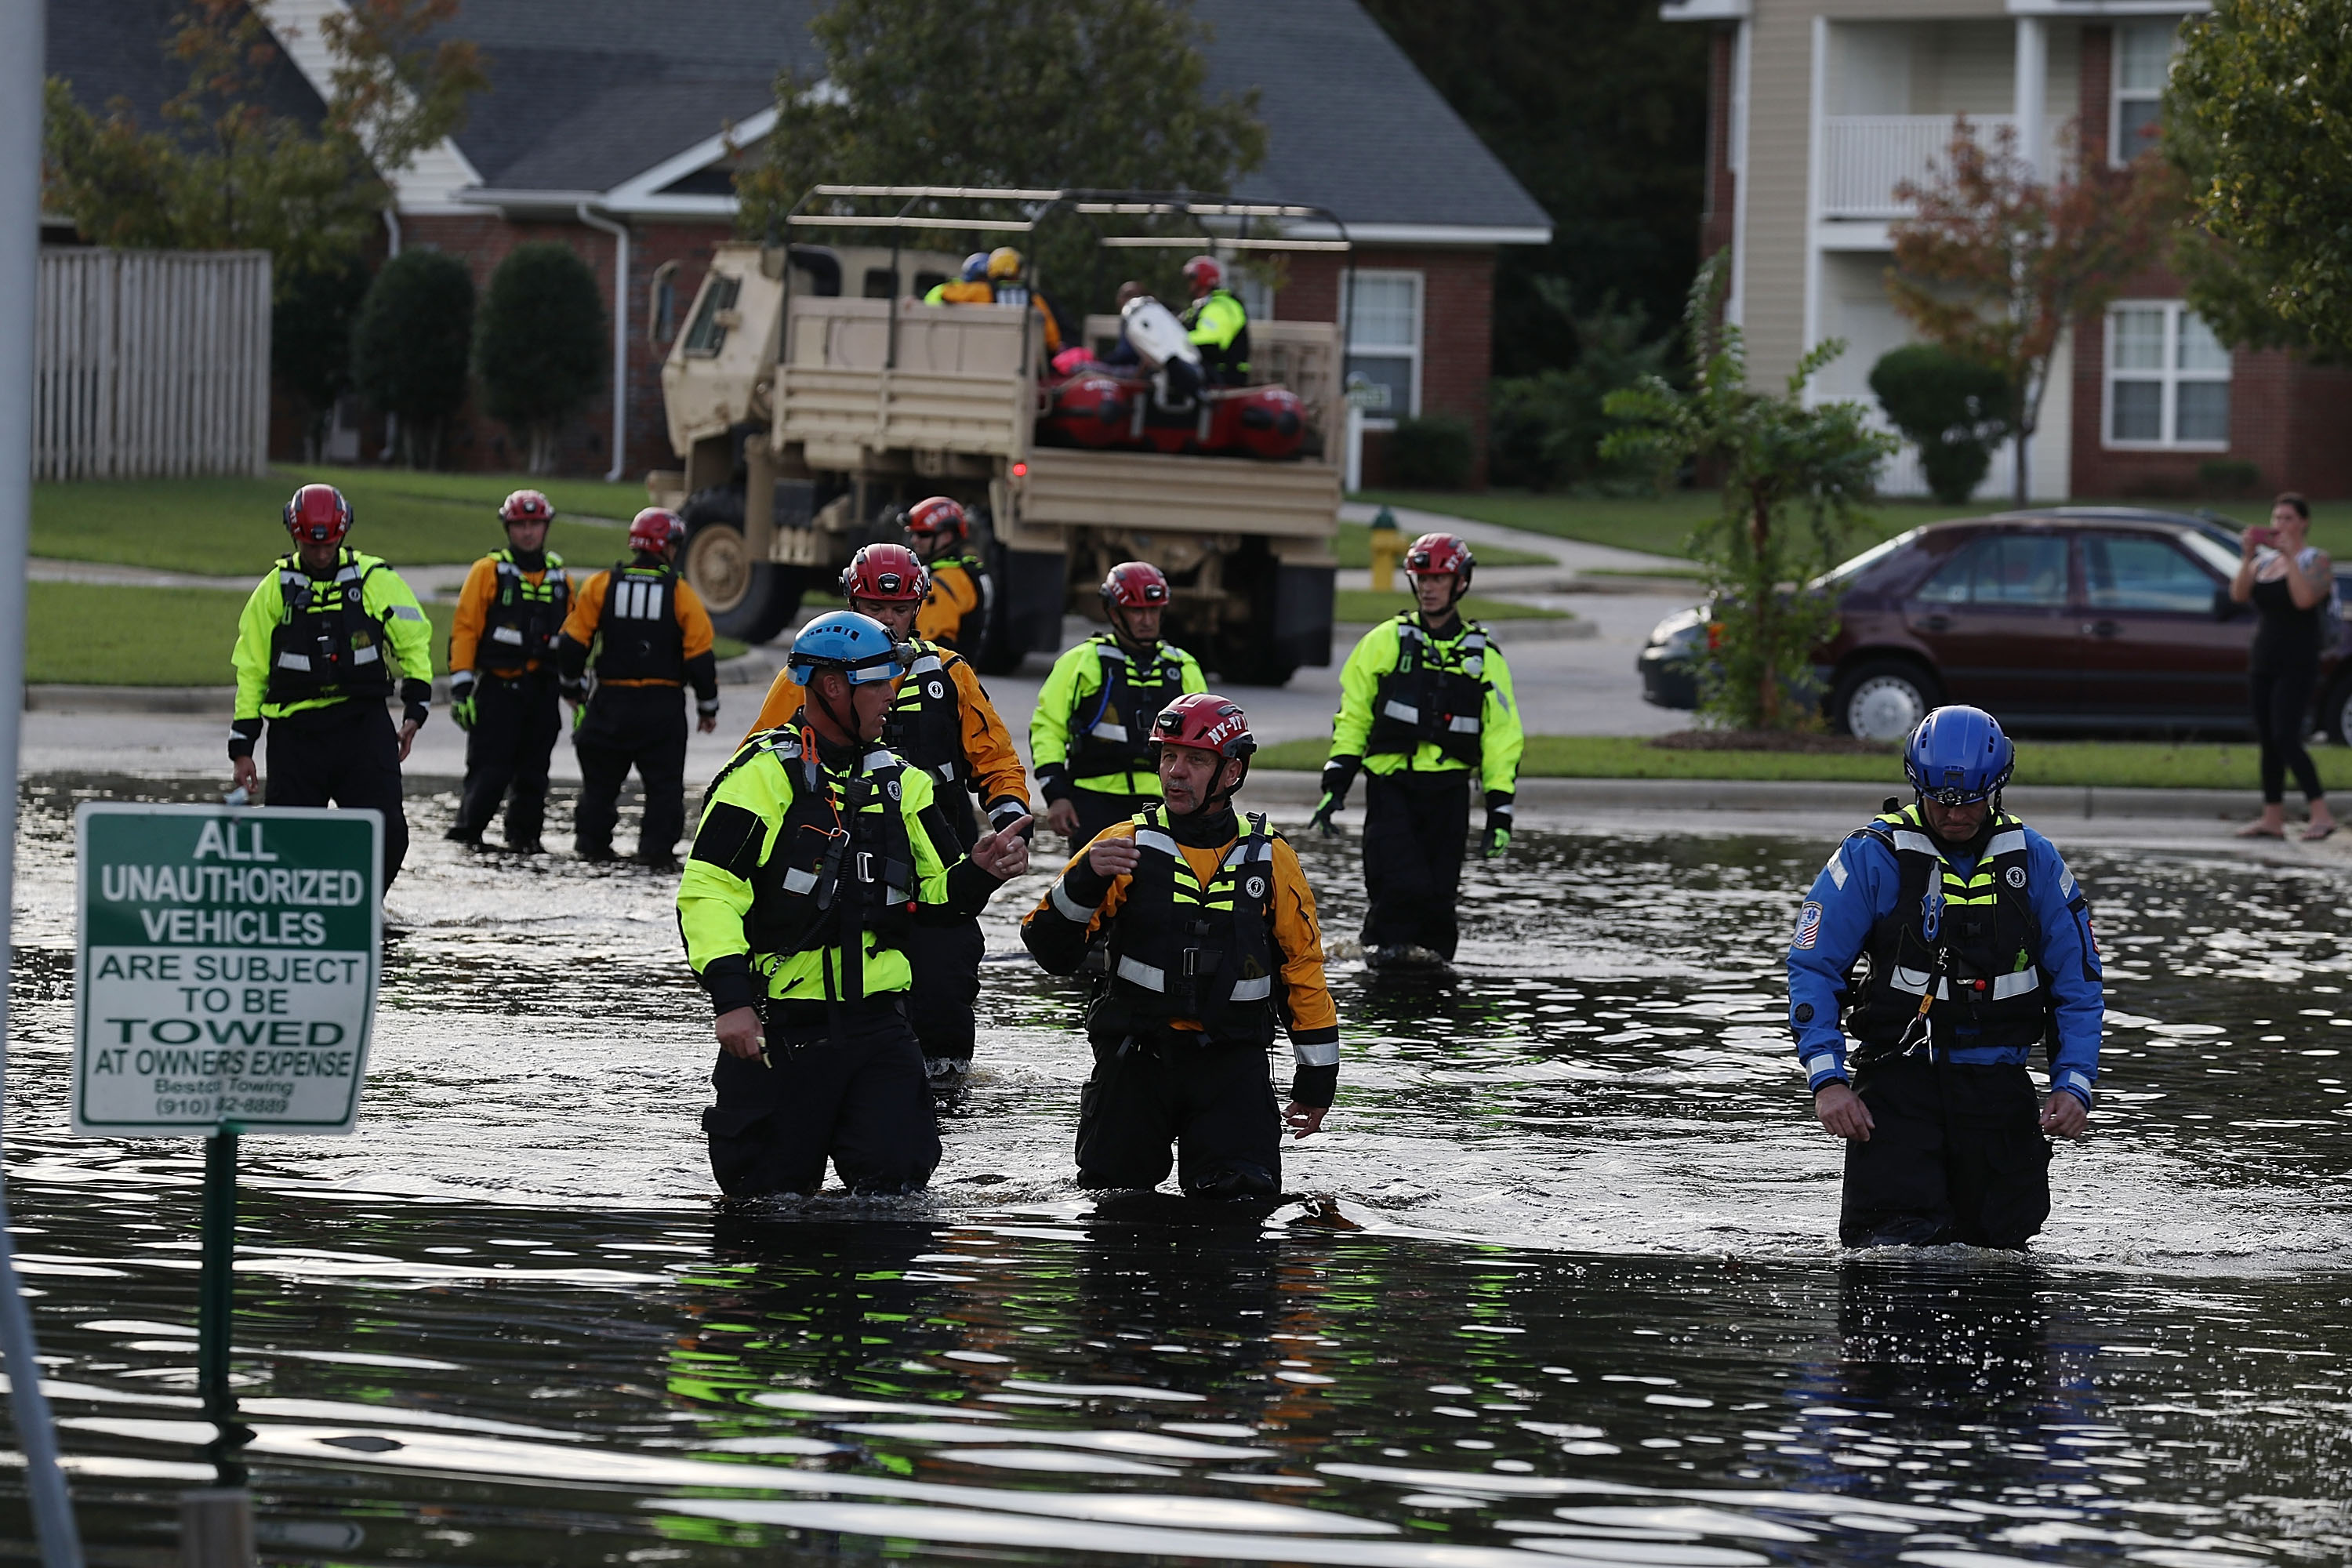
[
  {"xmin": 1820, "ymin": 114, "xmax": 2017, "ymax": 220},
  {"xmin": 34, "ymin": 248, "xmax": 273, "ymax": 481}
]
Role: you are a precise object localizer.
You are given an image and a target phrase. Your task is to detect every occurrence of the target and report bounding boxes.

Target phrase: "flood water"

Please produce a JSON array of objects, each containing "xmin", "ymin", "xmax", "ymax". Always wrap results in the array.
[{"xmin": 4, "ymin": 773, "xmax": 2350, "ymax": 1565}]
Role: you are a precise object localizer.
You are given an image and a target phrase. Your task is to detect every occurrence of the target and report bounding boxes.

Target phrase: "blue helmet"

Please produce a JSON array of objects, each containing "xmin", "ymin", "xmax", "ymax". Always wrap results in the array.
[
  {"xmin": 960, "ymin": 251, "xmax": 989, "ymax": 283},
  {"xmin": 786, "ymin": 611, "xmax": 906, "ymax": 688},
  {"xmin": 1904, "ymin": 705, "xmax": 2014, "ymax": 805}
]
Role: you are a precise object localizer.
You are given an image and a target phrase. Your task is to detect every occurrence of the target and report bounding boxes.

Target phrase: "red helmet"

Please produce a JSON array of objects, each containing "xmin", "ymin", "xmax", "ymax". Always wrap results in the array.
[
  {"xmin": 1405, "ymin": 531, "xmax": 1475, "ymax": 591},
  {"xmin": 499, "ymin": 488, "xmax": 554, "ymax": 525},
  {"xmin": 1150, "ymin": 692, "xmax": 1255, "ymax": 762},
  {"xmin": 283, "ymin": 483, "xmax": 352, "ymax": 544},
  {"xmin": 629, "ymin": 507, "xmax": 686, "ymax": 554},
  {"xmin": 902, "ymin": 495, "xmax": 968, "ymax": 544},
  {"xmin": 1101, "ymin": 561, "xmax": 1171, "ymax": 609},
  {"xmin": 1181, "ymin": 255, "xmax": 1224, "ymax": 296},
  {"xmin": 840, "ymin": 542, "xmax": 928, "ymax": 602}
]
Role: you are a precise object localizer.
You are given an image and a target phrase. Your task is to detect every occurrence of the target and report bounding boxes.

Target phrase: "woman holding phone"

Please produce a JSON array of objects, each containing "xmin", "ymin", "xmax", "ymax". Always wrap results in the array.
[{"xmin": 2232, "ymin": 491, "xmax": 2338, "ymax": 840}]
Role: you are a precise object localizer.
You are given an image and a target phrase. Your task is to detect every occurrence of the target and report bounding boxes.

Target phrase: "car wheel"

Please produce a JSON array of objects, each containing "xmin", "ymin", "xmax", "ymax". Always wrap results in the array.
[
  {"xmin": 2326, "ymin": 675, "xmax": 2352, "ymax": 746},
  {"xmin": 1831, "ymin": 659, "xmax": 1941, "ymax": 741}
]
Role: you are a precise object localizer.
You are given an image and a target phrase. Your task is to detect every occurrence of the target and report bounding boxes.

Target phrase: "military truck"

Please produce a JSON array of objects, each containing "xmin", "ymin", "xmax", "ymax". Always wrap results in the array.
[{"xmin": 647, "ymin": 187, "xmax": 1348, "ymax": 684}]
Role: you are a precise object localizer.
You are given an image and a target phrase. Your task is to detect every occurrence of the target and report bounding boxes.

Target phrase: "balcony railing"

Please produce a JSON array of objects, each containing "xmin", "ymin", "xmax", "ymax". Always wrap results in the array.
[{"xmin": 1820, "ymin": 114, "xmax": 2018, "ymax": 220}]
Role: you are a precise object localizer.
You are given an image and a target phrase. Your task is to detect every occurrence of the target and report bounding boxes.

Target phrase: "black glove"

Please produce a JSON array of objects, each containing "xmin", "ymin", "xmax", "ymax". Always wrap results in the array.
[
  {"xmin": 1482, "ymin": 792, "xmax": 1515, "ymax": 860},
  {"xmin": 1311, "ymin": 756, "xmax": 1361, "ymax": 835}
]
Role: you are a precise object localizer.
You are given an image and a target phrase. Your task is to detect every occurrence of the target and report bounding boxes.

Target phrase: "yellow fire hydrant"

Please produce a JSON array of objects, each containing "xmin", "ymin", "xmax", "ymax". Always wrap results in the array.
[{"xmin": 1367, "ymin": 506, "xmax": 1403, "ymax": 593}]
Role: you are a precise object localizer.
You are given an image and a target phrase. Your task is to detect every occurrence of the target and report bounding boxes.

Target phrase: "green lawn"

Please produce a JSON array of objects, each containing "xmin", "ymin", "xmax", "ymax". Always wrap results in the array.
[
  {"xmin": 32, "ymin": 466, "xmax": 645, "ymax": 578},
  {"xmin": 1334, "ymin": 519, "xmax": 1553, "ymax": 569},
  {"xmin": 1347, "ymin": 488, "xmax": 2352, "ymax": 563},
  {"xmin": 1333, "ymin": 589, "xmax": 1565, "ymax": 624},
  {"xmin": 27, "ymin": 582, "xmax": 742, "ymax": 687},
  {"xmin": 1252, "ymin": 733, "xmax": 2349, "ymax": 793}
]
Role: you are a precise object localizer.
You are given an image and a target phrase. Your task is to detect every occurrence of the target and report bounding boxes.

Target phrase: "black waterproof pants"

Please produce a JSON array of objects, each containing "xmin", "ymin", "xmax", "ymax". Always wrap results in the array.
[
  {"xmin": 1069, "ymin": 787, "xmax": 1155, "ymax": 846},
  {"xmin": 453, "ymin": 668, "xmax": 562, "ymax": 848},
  {"xmin": 906, "ymin": 916, "xmax": 985, "ymax": 1063},
  {"xmin": 2251, "ymin": 660, "xmax": 2325, "ymax": 806},
  {"xmin": 1361, "ymin": 768, "xmax": 1470, "ymax": 958},
  {"xmin": 702, "ymin": 997, "xmax": 942, "ymax": 1198},
  {"xmin": 574, "ymin": 684, "xmax": 688, "ymax": 862},
  {"xmin": 265, "ymin": 699, "xmax": 409, "ymax": 889},
  {"xmin": 1841, "ymin": 1054, "xmax": 2053, "ymax": 1249},
  {"xmin": 1076, "ymin": 1030, "xmax": 1282, "ymax": 1198}
]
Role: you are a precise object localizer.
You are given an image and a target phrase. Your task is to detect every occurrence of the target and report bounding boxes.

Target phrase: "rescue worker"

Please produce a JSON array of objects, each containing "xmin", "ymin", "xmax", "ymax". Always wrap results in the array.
[
  {"xmin": 923, "ymin": 252, "xmax": 993, "ymax": 307},
  {"xmin": 1788, "ymin": 706, "xmax": 2102, "ymax": 1250},
  {"xmin": 445, "ymin": 488, "xmax": 571, "ymax": 852},
  {"xmin": 742, "ymin": 543, "xmax": 1032, "ymax": 1080},
  {"xmin": 1310, "ymin": 532, "xmax": 1523, "ymax": 973},
  {"xmin": 228, "ymin": 483, "xmax": 433, "ymax": 889},
  {"xmin": 557, "ymin": 506, "xmax": 720, "ymax": 866},
  {"xmin": 1021, "ymin": 693, "xmax": 1338, "ymax": 1198},
  {"xmin": 901, "ymin": 495, "xmax": 992, "ymax": 654},
  {"xmin": 1179, "ymin": 254, "xmax": 1250, "ymax": 386},
  {"xmin": 1033, "ymin": 561, "xmax": 1207, "ymax": 846},
  {"xmin": 678, "ymin": 611, "xmax": 1032, "ymax": 1197},
  {"xmin": 985, "ymin": 246, "xmax": 1065, "ymax": 357}
]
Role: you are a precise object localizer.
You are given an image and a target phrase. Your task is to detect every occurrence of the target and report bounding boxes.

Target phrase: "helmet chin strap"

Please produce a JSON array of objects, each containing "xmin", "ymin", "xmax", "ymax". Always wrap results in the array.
[{"xmin": 811, "ymin": 673, "xmax": 862, "ymax": 746}]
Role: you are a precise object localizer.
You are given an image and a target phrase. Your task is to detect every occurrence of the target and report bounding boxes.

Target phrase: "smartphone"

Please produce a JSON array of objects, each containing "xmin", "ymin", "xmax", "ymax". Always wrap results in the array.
[{"xmin": 2249, "ymin": 524, "xmax": 2281, "ymax": 548}]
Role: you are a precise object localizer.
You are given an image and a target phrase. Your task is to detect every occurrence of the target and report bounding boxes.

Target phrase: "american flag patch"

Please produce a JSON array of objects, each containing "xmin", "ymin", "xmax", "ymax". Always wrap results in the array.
[{"xmin": 1792, "ymin": 902, "xmax": 1824, "ymax": 949}]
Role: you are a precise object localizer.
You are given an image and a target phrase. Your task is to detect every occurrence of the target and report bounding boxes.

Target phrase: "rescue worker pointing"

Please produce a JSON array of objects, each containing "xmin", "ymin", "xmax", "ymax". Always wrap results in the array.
[
  {"xmin": 558, "ymin": 507, "xmax": 720, "ymax": 866},
  {"xmin": 1788, "ymin": 706, "xmax": 2102, "ymax": 1250},
  {"xmin": 1022, "ymin": 694, "xmax": 1338, "ymax": 1199},
  {"xmin": 678, "ymin": 611, "xmax": 1031, "ymax": 1197},
  {"xmin": 445, "ymin": 488, "xmax": 571, "ymax": 852},
  {"xmin": 902, "ymin": 495, "xmax": 992, "ymax": 654},
  {"xmin": 228, "ymin": 484, "xmax": 433, "ymax": 889},
  {"xmin": 1312, "ymin": 532, "xmax": 1523, "ymax": 974},
  {"xmin": 1033, "ymin": 561, "xmax": 1207, "ymax": 846},
  {"xmin": 744, "ymin": 543, "xmax": 1032, "ymax": 1080}
]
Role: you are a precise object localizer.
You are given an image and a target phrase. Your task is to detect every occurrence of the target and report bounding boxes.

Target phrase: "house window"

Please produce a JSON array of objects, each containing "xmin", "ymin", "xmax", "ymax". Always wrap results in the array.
[
  {"xmin": 2112, "ymin": 20, "xmax": 2176, "ymax": 164},
  {"xmin": 1342, "ymin": 270, "xmax": 1422, "ymax": 423},
  {"xmin": 648, "ymin": 260, "xmax": 680, "ymax": 343},
  {"xmin": 2105, "ymin": 301, "xmax": 2230, "ymax": 449}
]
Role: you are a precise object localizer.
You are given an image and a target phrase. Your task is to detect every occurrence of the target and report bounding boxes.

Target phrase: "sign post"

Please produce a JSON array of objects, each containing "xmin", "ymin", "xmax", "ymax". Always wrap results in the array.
[{"xmin": 74, "ymin": 804, "xmax": 380, "ymax": 1563}]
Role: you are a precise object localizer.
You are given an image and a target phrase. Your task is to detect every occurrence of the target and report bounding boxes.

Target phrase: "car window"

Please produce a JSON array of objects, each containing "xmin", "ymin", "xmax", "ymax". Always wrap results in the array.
[
  {"xmin": 2083, "ymin": 533, "xmax": 2217, "ymax": 613},
  {"xmin": 1914, "ymin": 534, "xmax": 2069, "ymax": 607}
]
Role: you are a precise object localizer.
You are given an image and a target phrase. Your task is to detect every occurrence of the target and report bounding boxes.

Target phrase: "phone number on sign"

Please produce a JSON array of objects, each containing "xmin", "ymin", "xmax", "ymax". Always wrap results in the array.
[{"xmin": 152, "ymin": 1096, "xmax": 290, "ymax": 1117}]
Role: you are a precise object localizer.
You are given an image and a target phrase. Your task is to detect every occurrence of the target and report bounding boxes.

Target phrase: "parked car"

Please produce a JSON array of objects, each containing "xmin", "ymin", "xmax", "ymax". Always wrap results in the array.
[{"xmin": 1639, "ymin": 507, "xmax": 2352, "ymax": 742}]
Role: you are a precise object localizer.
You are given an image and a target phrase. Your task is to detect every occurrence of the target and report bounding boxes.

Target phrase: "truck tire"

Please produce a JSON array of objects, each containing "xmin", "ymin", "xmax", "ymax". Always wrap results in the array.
[
  {"xmin": 680, "ymin": 485, "xmax": 804, "ymax": 644},
  {"xmin": 1214, "ymin": 626, "xmax": 1300, "ymax": 688}
]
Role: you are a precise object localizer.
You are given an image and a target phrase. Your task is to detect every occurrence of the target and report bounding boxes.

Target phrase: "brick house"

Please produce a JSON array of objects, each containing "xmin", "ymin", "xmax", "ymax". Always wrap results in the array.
[
  {"xmin": 1665, "ymin": 0, "xmax": 2352, "ymax": 502},
  {"xmin": 49, "ymin": 0, "xmax": 1550, "ymax": 485}
]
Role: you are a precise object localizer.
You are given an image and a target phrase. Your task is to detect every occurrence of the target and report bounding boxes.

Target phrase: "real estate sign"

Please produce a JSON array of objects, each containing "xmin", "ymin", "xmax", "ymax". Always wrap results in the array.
[{"xmin": 73, "ymin": 804, "xmax": 380, "ymax": 1136}]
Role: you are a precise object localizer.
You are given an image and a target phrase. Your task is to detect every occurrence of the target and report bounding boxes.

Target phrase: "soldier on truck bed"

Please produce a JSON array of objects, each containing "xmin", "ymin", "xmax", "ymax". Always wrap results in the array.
[{"xmin": 1032, "ymin": 562, "xmax": 1207, "ymax": 847}]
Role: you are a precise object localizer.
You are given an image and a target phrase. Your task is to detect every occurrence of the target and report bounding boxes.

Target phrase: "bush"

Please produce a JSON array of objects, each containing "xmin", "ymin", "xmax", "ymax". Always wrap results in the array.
[
  {"xmin": 473, "ymin": 241, "xmax": 608, "ymax": 475},
  {"xmin": 273, "ymin": 258, "xmax": 372, "ymax": 462},
  {"xmin": 1387, "ymin": 414, "xmax": 1475, "ymax": 489},
  {"xmin": 2198, "ymin": 457, "xmax": 2260, "ymax": 498},
  {"xmin": 1867, "ymin": 343, "xmax": 2012, "ymax": 504},
  {"xmin": 1489, "ymin": 294, "xmax": 1675, "ymax": 492},
  {"xmin": 351, "ymin": 250, "xmax": 476, "ymax": 469}
]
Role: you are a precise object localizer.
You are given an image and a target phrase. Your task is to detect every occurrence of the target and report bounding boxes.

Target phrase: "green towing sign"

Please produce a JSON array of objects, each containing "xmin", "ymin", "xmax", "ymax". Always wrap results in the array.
[{"xmin": 72, "ymin": 804, "xmax": 381, "ymax": 1136}]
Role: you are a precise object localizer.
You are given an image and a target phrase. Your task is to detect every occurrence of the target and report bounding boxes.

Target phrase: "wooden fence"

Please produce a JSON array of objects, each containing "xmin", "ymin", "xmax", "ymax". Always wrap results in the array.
[{"xmin": 34, "ymin": 248, "xmax": 273, "ymax": 481}]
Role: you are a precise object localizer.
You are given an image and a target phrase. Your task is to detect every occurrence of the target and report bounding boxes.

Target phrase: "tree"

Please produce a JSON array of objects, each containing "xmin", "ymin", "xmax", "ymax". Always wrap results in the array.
[
  {"xmin": 1888, "ymin": 119, "xmax": 2177, "ymax": 505},
  {"xmin": 42, "ymin": 0, "xmax": 482, "ymax": 278},
  {"xmin": 473, "ymin": 243, "xmax": 608, "ymax": 474},
  {"xmin": 1602, "ymin": 255, "xmax": 1896, "ymax": 731},
  {"xmin": 351, "ymin": 249, "xmax": 474, "ymax": 469},
  {"xmin": 274, "ymin": 256, "xmax": 372, "ymax": 461},
  {"xmin": 2166, "ymin": 0, "xmax": 2352, "ymax": 359},
  {"xmin": 1867, "ymin": 344, "xmax": 2013, "ymax": 506},
  {"xmin": 1488, "ymin": 287, "xmax": 1675, "ymax": 491},
  {"xmin": 1357, "ymin": 0, "xmax": 1710, "ymax": 377},
  {"xmin": 734, "ymin": 0, "xmax": 1266, "ymax": 307}
]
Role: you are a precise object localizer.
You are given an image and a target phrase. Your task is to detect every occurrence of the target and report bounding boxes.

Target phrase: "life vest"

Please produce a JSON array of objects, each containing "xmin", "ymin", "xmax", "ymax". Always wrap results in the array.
[
  {"xmin": 591, "ymin": 561, "xmax": 684, "ymax": 682},
  {"xmin": 1093, "ymin": 806, "xmax": 1280, "ymax": 1047},
  {"xmin": 1181, "ymin": 289, "xmax": 1251, "ymax": 383},
  {"xmin": 476, "ymin": 549, "xmax": 569, "ymax": 675},
  {"xmin": 263, "ymin": 551, "xmax": 394, "ymax": 706},
  {"xmin": 886, "ymin": 641, "xmax": 965, "ymax": 789},
  {"xmin": 1067, "ymin": 637, "xmax": 1191, "ymax": 780},
  {"xmin": 741, "ymin": 733, "xmax": 918, "ymax": 1003},
  {"xmin": 1365, "ymin": 616, "xmax": 1490, "ymax": 768},
  {"xmin": 924, "ymin": 554, "xmax": 993, "ymax": 648},
  {"xmin": 1842, "ymin": 804, "xmax": 2049, "ymax": 1056}
]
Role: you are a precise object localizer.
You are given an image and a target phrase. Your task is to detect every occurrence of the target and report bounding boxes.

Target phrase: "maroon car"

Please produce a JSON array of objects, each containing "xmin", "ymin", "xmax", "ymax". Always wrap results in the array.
[{"xmin": 1640, "ymin": 508, "xmax": 2350, "ymax": 741}]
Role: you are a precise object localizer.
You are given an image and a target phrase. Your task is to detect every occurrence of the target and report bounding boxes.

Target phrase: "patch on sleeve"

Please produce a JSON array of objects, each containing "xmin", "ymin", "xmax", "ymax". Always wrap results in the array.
[
  {"xmin": 2058, "ymin": 860, "xmax": 2077, "ymax": 898},
  {"xmin": 689, "ymin": 801, "xmax": 766, "ymax": 879},
  {"xmin": 1824, "ymin": 850, "xmax": 1848, "ymax": 891},
  {"xmin": 1792, "ymin": 901, "xmax": 1824, "ymax": 949}
]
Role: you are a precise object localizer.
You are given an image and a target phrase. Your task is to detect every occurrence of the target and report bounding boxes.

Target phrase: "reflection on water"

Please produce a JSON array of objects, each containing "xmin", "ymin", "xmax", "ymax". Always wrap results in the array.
[{"xmin": 2, "ymin": 774, "xmax": 2350, "ymax": 1563}]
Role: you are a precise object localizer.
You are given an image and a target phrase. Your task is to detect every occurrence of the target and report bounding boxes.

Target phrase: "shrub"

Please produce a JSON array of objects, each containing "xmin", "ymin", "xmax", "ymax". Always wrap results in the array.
[
  {"xmin": 2198, "ymin": 457, "xmax": 2260, "ymax": 498},
  {"xmin": 351, "ymin": 249, "xmax": 476, "ymax": 469},
  {"xmin": 473, "ymin": 241, "xmax": 608, "ymax": 474},
  {"xmin": 1867, "ymin": 343, "xmax": 2013, "ymax": 504},
  {"xmin": 1387, "ymin": 414, "xmax": 1475, "ymax": 489},
  {"xmin": 1488, "ymin": 294, "xmax": 1675, "ymax": 492},
  {"xmin": 274, "ymin": 258, "xmax": 372, "ymax": 462}
]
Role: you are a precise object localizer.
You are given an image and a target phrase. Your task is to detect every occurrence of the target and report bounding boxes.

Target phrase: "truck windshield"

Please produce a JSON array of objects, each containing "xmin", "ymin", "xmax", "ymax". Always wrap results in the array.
[{"xmin": 682, "ymin": 275, "xmax": 742, "ymax": 357}]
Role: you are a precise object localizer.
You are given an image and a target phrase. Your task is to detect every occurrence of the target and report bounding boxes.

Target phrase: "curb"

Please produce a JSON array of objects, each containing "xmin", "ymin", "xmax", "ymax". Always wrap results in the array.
[{"xmin": 26, "ymin": 654, "xmax": 788, "ymax": 717}]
